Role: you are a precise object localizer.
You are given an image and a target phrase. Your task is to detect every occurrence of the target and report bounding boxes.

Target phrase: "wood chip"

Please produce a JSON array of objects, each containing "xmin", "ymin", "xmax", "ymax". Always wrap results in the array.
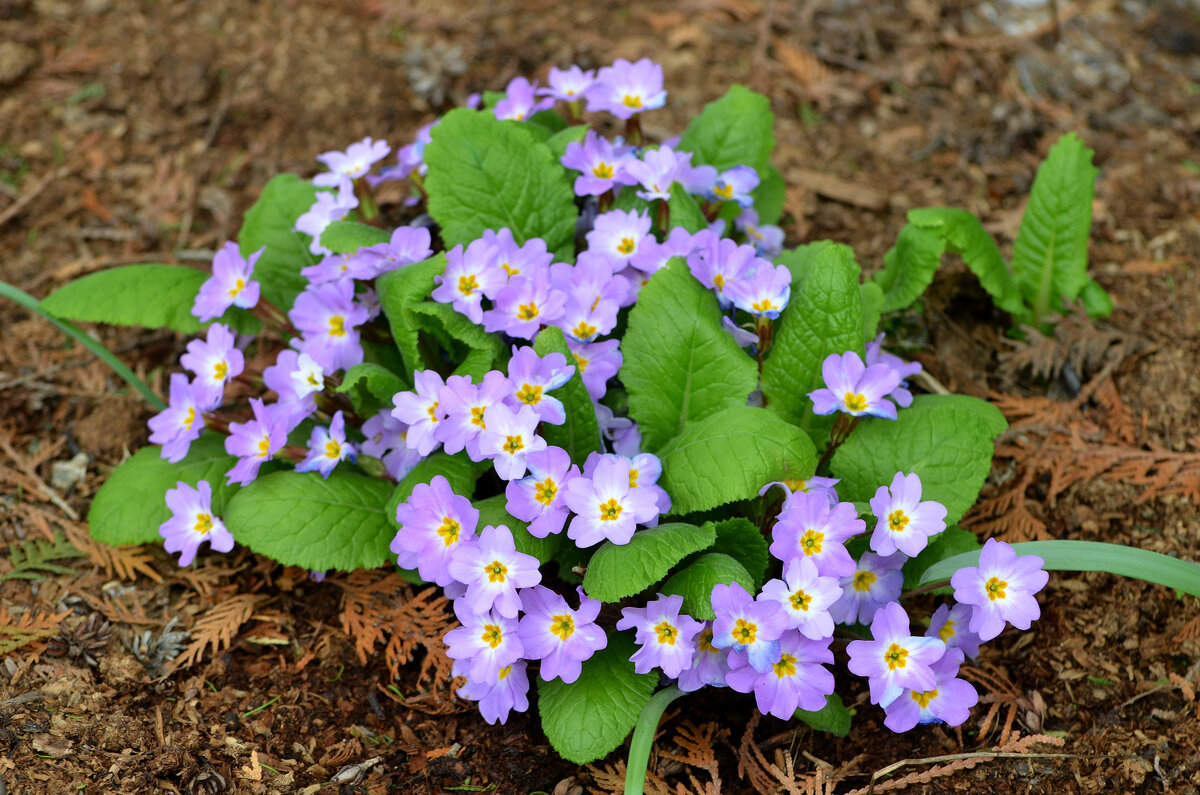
[{"xmin": 787, "ymin": 168, "xmax": 889, "ymax": 210}]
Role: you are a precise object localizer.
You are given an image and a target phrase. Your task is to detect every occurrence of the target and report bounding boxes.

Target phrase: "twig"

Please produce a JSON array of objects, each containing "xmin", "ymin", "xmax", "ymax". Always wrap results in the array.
[
  {"xmin": 0, "ymin": 431, "xmax": 80, "ymax": 520},
  {"xmin": 0, "ymin": 167, "xmax": 70, "ymax": 230}
]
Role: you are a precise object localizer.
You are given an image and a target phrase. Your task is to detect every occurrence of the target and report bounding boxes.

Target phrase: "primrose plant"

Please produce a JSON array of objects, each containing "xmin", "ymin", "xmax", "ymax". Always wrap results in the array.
[{"xmin": 19, "ymin": 56, "xmax": 1199, "ymax": 785}]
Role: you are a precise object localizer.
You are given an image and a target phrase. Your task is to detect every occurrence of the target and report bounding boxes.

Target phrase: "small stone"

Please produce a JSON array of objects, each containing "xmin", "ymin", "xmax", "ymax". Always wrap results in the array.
[
  {"xmin": 0, "ymin": 41, "xmax": 36, "ymax": 86},
  {"xmin": 50, "ymin": 452, "xmax": 89, "ymax": 492}
]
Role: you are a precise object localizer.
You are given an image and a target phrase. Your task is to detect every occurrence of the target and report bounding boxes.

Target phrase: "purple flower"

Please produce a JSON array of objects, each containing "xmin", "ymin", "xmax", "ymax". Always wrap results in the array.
[
  {"xmin": 950, "ymin": 538, "xmax": 1048, "ymax": 642},
  {"xmin": 725, "ymin": 260, "xmax": 792, "ymax": 318},
  {"xmin": 261, "ymin": 349, "xmax": 317, "ymax": 430},
  {"xmin": 192, "ymin": 242, "xmax": 262, "ymax": 322},
  {"xmin": 865, "ymin": 334, "xmax": 923, "ymax": 408},
  {"xmin": 478, "ymin": 403, "xmax": 547, "ymax": 481},
  {"xmin": 486, "ymin": 228, "xmax": 553, "ymax": 283},
  {"xmin": 494, "ymin": 76, "xmax": 555, "ymax": 121},
  {"xmin": 596, "ymin": 402, "xmax": 642, "ymax": 459},
  {"xmin": 868, "ymin": 471, "xmax": 947, "ymax": 557},
  {"xmin": 882, "ymin": 650, "xmax": 978, "ymax": 732},
  {"xmin": 829, "ymin": 552, "xmax": 906, "ymax": 626},
  {"xmin": 725, "ymin": 630, "xmax": 835, "ymax": 718},
  {"xmin": 503, "ymin": 346, "xmax": 575, "ymax": 425},
  {"xmin": 586, "ymin": 209, "xmax": 653, "ymax": 268},
  {"xmin": 432, "ymin": 238, "xmax": 507, "ymax": 324},
  {"xmin": 517, "ymin": 585, "xmax": 607, "ymax": 683},
  {"xmin": 676, "ymin": 622, "xmax": 732, "ymax": 692},
  {"xmin": 444, "ymin": 600, "xmax": 523, "ymax": 683},
  {"xmin": 342, "ymin": 225, "xmax": 433, "ymax": 280},
  {"xmin": 926, "ymin": 602, "xmax": 982, "ymax": 660},
  {"xmin": 539, "ymin": 65, "xmax": 597, "ymax": 103},
  {"xmin": 436, "ymin": 371, "xmax": 512, "ymax": 461},
  {"xmin": 391, "ymin": 369, "xmax": 447, "ymax": 457},
  {"xmin": 391, "ymin": 475, "xmax": 479, "ymax": 586},
  {"xmin": 769, "ymin": 489, "xmax": 864, "ymax": 578},
  {"xmin": 483, "ymin": 268, "xmax": 566, "ymax": 340},
  {"xmin": 623, "ymin": 145, "xmax": 690, "ymax": 201},
  {"xmin": 457, "ymin": 658, "xmax": 530, "ymax": 725},
  {"xmin": 710, "ymin": 166, "xmax": 760, "ymax": 207},
  {"xmin": 737, "ymin": 209, "xmax": 785, "ymax": 258},
  {"xmin": 759, "ymin": 557, "xmax": 842, "ymax": 640},
  {"xmin": 295, "ymin": 410, "xmax": 355, "ymax": 479},
  {"xmin": 224, "ymin": 398, "xmax": 288, "ymax": 486},
  {"xmin": 179, "ymin": 323, "xmax": 243, "ymax": 407},
  {"xmin": 615, "ymin": 594, "xmax": 703, "ymax": 678},
  {"xmin": 759, "ymin": 475, "xmax": 842, "ymax": 506},
  {"xmin": 710, "ymin": 581, "xmax": 788, "ymax": 672},
  {"xmin": 846, "ymin": 601, "xmax": 947, "ymax": 707},
  {"xmin": 629, "ymin": 225, "xmax": 703, "ymax": 277},
  {"xmin": 678, "ymin": 163, "xmax": 718, "ymax": 196},
  {"xmin": 288, "ymin": 279, "xmax": 370, "ymax": 373},
  {"xmin": 361, "ymin": 409, "xmax": 424, "ymax": 480},
  {"xmin": 563, "ymin": 455, "xmax": 658, "ymax": 547},
  {"xmin": 586, "ymin": 58, "xmax": 667, "ymax": 119},
  {"xmin": 686, "ymin": 237, "xmax": 757, "ymax": 307},
  {"xmin": 159, "ymin": 480, "xmax": 234, "ymax": 567},
  {"xmin": 808, "ymin": 351, "xmax": 904, "ymax": 420},
  {"xmin": 551, "ymin": 252, "xmax": 630, "ymax": 337},
  {"xmin": 447, "ymin": 524, "xmax": 542, "ymax": 619},
  {"xmin": 560, "ymin": 130, "xmax": 636, "ymax": 197},
  {"xmin": 566, "ymin": 338, "xmax": 622, "ymax": 401},
  {"xmin": 505, "ymin": 447, "xmax": 579, "ymax": 538},
  {"xmin": 314, "ymin": 137, "xmax": 391, "ymax": 188},
  {"xmin": 294, "ymin": 182, "xmax": 358, "ymax": 256},
  {"xmin": 148, "ymin": 373, "xmax": 210, "ymax": 463},
  {"xmin": 372, "ymin": 122, "xmax": 435, "ymax": 185}
]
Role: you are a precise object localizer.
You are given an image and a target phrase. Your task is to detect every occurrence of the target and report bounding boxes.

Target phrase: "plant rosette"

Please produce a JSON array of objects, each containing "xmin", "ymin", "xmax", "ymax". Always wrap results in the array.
[{"xmin": 20, "ymin": 58, "xmax": 1199, "ymax": 784}]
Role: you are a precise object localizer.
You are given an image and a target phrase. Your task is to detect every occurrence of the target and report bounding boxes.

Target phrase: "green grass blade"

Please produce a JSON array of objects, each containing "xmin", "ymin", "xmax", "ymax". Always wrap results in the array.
[
  {"xmin": 0, "ymin": 279, "xmax": 166, "ymax": 410},
  {"xmin": 918, "ymin": 540, "xmax": 1200, "ymax": 598},
  {"xmin": 625, "ymin": 686, "xmax": 687, "ymax": 795}
]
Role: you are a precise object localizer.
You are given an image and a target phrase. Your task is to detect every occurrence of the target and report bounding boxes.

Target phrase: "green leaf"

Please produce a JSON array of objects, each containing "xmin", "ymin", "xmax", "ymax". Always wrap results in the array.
[
  {"xmin": 622, "ymin": 259, "xmax": 758, "ymax": 451},
  {"xmin": 613, "ymin": 190, "xmax": 652, "ymax": 215},
  {"xmin": 376, "ymin": 254, "xmax": 447, "ymax": 373},
  {"xmin": 751, "ymin": 164, "xmax": 786, "ymax": 226},
  {"xmin": 658, "ymin": 406, "xmax": 817, "ymax": 515},
  {"xmin": 386, "ymin": 451, "xmax": 482, "ymax": 514},
  {"xmin": 860, "ymin": 281, "xmax": 884, "ymax": 341},
  {"xmin": 238, "ymin": 173, "xmax": 320, "ymax": 310},
  {"xmin": 336, "ymin": 363, "xmax": 408, "ymax": 418},
  {"xmin": 705, "ymin": 517, "xmax": 770, "ymax": 588},
  {"xmin": 40, "ymin": 264, "xmax": 210, "ymax": 334},
  {"xmin": 545, "ymin": 125, "xmax": 589, "ymax": 160},
  {"xmin": 224, "ymin": 469, "xmax": 394, "ymax": 570},
  {"xmin": 794, "ymin": 692, "xmax": 851, "ymax": 737},
  {"xmin": 876, "ymin": 222, "xmax": 943, "ymax": 314},
  {"xmin": 408, "ymin": 301, "xmax": 508, "ymax": 380},
  {"xmin": 474, "ymin": 494, "xmax": 561, "ymax": 564},
  {"xmin": 583, "ymin": 523, "xmax": 717, "ymax": 602},
  {"xmin": 538, "ymin": 634, "xmax": 657, "ymax": 764},
  {"xmin": 660, "ymin": 552, "xmax": 753, "ymax": 620},
  {"xmin": 918, "ymin": 540, "xmax": 1200, "ymax": 599},
  {"xmin": 667, "ymin": 183, "xmax": 707, "ymax": 233},
  {"xmin": 830, "ymin": 394, "xmax": 1007, "ymax": 525},
  {"xmin": 761, "ymin": 242, "xmax": 864, "ymax": 432},
  {"xmin": 319, "ymin": 220, "xmax": 390, "ymax": 255},
  {"xmin": 1079, "ymin": 277, "xmax": 1113, "ymax": 318},
  {"xmin": 1011, "ymin": 133, "xmax": 1099, "ymax": 322},
  {"xmin": 902, "ymin": 525, "xmax": 982, "ymax": 590},
  {"xmin": 89, "ymin": 433, "xmax": 240, "ymax": 546},
  {"xmin": 678, "ymin": 85, "xmax": 775, "ymax": 172},
  {"xmin": 533, "ymin": 326, "xmax": 601, "ymax": 466},
  {"xmin": 424, "ymin": 108, "xmax": 577, "ymax": 260}
]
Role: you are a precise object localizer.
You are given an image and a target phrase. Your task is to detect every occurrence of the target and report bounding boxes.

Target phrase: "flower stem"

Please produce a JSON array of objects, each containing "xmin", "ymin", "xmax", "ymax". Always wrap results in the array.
[
  {"xmin": 625, "ymin": 686, "xmax": 686, "ymax": 795},
  {"xmin": 814, "ymin": 414, "xmax": 860, "ymax": 475}
]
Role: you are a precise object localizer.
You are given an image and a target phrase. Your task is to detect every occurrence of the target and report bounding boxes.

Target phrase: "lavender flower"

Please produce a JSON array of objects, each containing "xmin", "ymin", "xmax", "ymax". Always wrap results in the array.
[
  {"xmin": 759, "ymin": 557, "xmax": 842, "ymax": 640},
  {"xmin": 179, "ymin": 322, "xmax": 243, "ymax": 406},
  {"xmin": 159, "ymin": 480, "xmax": 234, "ymax": 567},
  {"xmin": 261, "ymin": 349, "xmax": 318, "ymax": 431},
  {"xmin": 288, "ymin": 279, "xmax": 370, "ymax": 373},
  {"xmin": 391, "ymin": 369, "xmax": 447, "ymax": 456},
  {"xmin": 443, "ymin": 600, "xmax": 523, "ymax": 683},
  {"xmin": 517, "ymin": 585, "xmax": 607, "ymax": 683},
  {"xmin": 950, "ymin": 538, "xmax": 1048, "ymax": 641},
  {"xmin": 505, "ymin": 446, "xmax": 579, "ymax": 538},
  {"xmin": 586, "ymin": 209, "xmax": 653, "ymax": 268},
  {"xmin": 493, "ymin": 76, "xmax": 554, "ymax": 121},
  {"xmin": 447, "ymin": 524, "xmax": 542, "ymax": 619},
  {"xmin": 846, "ymin": 601, "xmax": 947, "ymax": 707},
  {"xmin": 710, "ymin": 166, "xmax": 760, "ymax": 207},
  {"xmin": 313, "ymin": 137, "xmax": 391, "ymax": 188},
  {"xmin": 342, "ymin": 225, "xmax": 433, "ymax": 280},
  {"xmin": 457, "ymin": 659, "xmax": 530, "ymax": 725},
  {"xmin": 710, "ymin": 581, "xmax": 788, "ymax": 672},
  {"xmin": 686, "ymin": 237, "xmax": 757, "ymax": 307},
  {"xmin": 361, "ymin": 409, "xmax": 424, "ymax": 481},
  {"xmin": 882, "ymin": 651, "xmax": 978, "ymax": 732},
  {"xmin": 808, "ymin": 351, "xmax": 904, "ymax": 420},
  {"xmin": 769, "ymin": 489, "xmax": 864, "ymax": 578},
  {"xmin": 478, "ymin": 403, "xmax": 547, "ymax": 481},
  {"xmin": 294, "ymin": 182, "xmax": 358, "ymax": 256},
  {"xmin": 482, "ymin": 268, "xmax": 566, "ymax": 340},
  {"xmin": 539, "ymin": 65, "xmax": 597, "ymax": 103},
  {"xmin": 725, "ymin": 630, "xmax": 835, "ymax": 718},
  {"xmin": 503, "ymin": 346, "xmax": 575, "ymax": 425},
  {"xmin": 926, "ymin": 602, "xmax": 982, "ymax": 660},
  {"xmin": 391, "ymin": 475, "xmax": 479, "ymax": 586},
  {"xmin": 868, "ymin": 472, "xmax": 947, "ymax": 557},
  {"xmin": 560, "ymin": 130, "xmax": 635, "ymax": 196},
  {"xmin": 486, "ymin": 227, "xmax": 552, "ymax": 283},
  {"xmin": 436, "ymin": 371, "xmax": 512, "ymax": 461},
  {"xmin": 224, "ymin": 398, "xmax": 288, "ymax": 486},
  {"xmin": 676, "ymin": 623, "xmax": 732, "ymax": 692},
  {"xmin": 295, "ymin": 410, "xmax": 355, "ymax": 479},
  {"xmin": 737, "ymin": 209, "xmax": 785, "ymax": 258},
  {"xmin": 623, "ymin": 144, "xmax": 690, "ymax": 201},
  {"xmin": 615, "ymin": 594, "xmax": 703, "ymax": 678},
  {"xmin": 725, "ymin": 260, "xmax": 792, "ymax": 318},
  {"xmin": 563, "ymin": 455, "xmax": 658, "ymax": 547},
  {"xmin": 829, "ymin": 552, "xmax": 906, "ymax": 626},
  {"xmin": 432, "ymin": 238, "xmax": 506, "ymax": 324},
  {"xmin": 865, "ymin": 334, "xmax": 923, "ymax": 408},
  {"xmin": 586, "ymin": 58, "xmax": 667, "ymax": 119},
  {"xmin": 566, "ymin": 338, "xmax": 622, "ymax": 401},
  {"xmin": 192, "ymin": 242, "xmax": 262, "ymax": 322},
  {"xmin": 148, "ymin": 373, "xmax": 210, "ymax": 463},
  {"xmin": 372, "ymin": 122, "xmax": 435, "ymax": 185}
]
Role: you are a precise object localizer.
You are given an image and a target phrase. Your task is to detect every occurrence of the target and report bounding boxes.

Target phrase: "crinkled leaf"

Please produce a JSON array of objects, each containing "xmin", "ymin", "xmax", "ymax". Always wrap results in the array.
[
  {"xmin": 678, "ymin": 85, "xmax": 775, "ymax": 173},
  {"xmin": 660, "ymin": 552, "xmax": 753, "ymax": 620},
  {"xmin": 238, "ymin": 174, "xmax": 320, "ymax": 311},
  {"xmin": 658, "ymin": 406, "xmax": 817, "ymax": 515},
  {"xmin": 830, "ymin": 394, "xmax": 1007, "ymax": 525},
  {"xmin": 336, "ymin": 363, "xmax": 409, "ymax": 418},
  {"xmin": 1011, "ymin": 133, "xmax": 1100, "ymax": 322},
  {"xmin": 424, "ymin": 108, "xmax": 577, "ymax": 261},
  {"xmin": 751, "ymin": 164, "xmax": 786, "ymax": 226},
  {"xmin": 408, "ymin": 301, "xmax": 508, "ymax": 380},
  {"xmin": 761, "ymin": 242, "xmax": 864, "ymax": 434},
  {"xmin": 705, "ymin": 517, "xmax": 770, "ymax": 588},
  {"xmin": 538, "ymin": 634, "xmax": 657, "ymax": 764},
  {"xmin": 386, "ymin": 452, "xmax": 483, "ymax": 523},
  {"xmin": 860, "ymin": 281, "xmax": 884, "ymax": 341},
  {"xmin": 533, "ymin": 325, "xmax": 601, "ymax": 466},
  {"xmin": 546, "ymin": 125, "xmax": 589, "ymax": 160},
  {"xmin": 667, "ymin": 183, "xmax": 707, "ymax": 233},
  {"xmin": 623, "ymin": 259, "xmax": 758, "ymax": 452},
  {"xmin": 474, "ymin": 494, "xmax": 561, "ymax": 564},
  {"xmin": 613, "ymin": 190, "xmax": 652, "ymax": 215},
  {"xmin": 376, "ymin": 254, "xmax": 447, "ymax": 373},
  {"xmin": 224, "ymin": 469, "xmax": 393, "ymax": 571},
  {"xmin": 319, "ymin": 220, "xmax": 390, "ymax": 255},
  {"xmin": 88, "ymin": 433, "xmax": 241, "ymax": 546},
  {"xmin": 902, "ymin": 525, "xmax": 982, "ymax": 591},
  {"xmin": 794, "ymin": 692, "xmax": 851, "ymax": 737},
  {"xmin": 582, "ymin": 522, "xmax": 717, "ymax": 602}
]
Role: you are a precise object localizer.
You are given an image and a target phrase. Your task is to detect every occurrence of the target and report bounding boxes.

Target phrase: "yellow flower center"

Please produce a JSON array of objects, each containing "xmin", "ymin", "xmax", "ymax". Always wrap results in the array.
[
  {"xmin": 517, "ymin": 302, "xmax": 539, "ymax": 321},
  {"xmin": 471, "ymin": 406, "xmax": 486, "ymax": 428},
  {"xmin": 323, "ymin": 439, "xmax": 342, "ymax": 459},
  {"xmin": 485, "ymin": 560, "xmax": 508, "ymax": 583},
  {"xmin": 256, "ymin": 435, "xmax": 271, "ymax": 459},
  {"xmin": 329, "ymin": 315, "xmax": 346, "ymax": 338},
  {"xmin": 800, "ymin": 529, "xmax": 823, "ymax": 555},
  {"xmin": 784, "ymin": 478, "xmax": 807, "ymax": 492},
  {"xmin": 713, "ymin": 273, "xmax": 725, "ymax": 289},
  {"xmin": 622, "ymin": 94, "xmax": 643, "ymax": 109},
  {"xmin": 985, "ymin": 576, "xmax": 1008, "ymax": 601},
  {"xmin": 481, "ymin": 624, "xmax": 502, "ymax": 648},
  {"xmin": 884, "ymin": 642, "xmax": 909, "ymax": 670},
  {"xmin": 213, "ymin": 361, "xmax": 228, "ymax": 381},
  {"xmin": 458, "ymin": 274, "xmax": 479, "ymax": 295},
  {"xmin": 503, "ymin": 435, "xmax": 524, "ymax": 454},
  {"xmin": 789, "ymin": 589, "xmax": 813, "ymax": 612},
  {"xmin": 696, "ymin": 628, "xmax": 716, "ymax": 653},
  {"xmin": 229, "ymin": 278, "xmax": 245, "ymax": 298},
  {"xmin": 498, "ymin": 664, "xmax": 512, "ymax": 680},
  {"xmin": 773, "ymin": 652, "xmax": 797, "ymax": 678},
  {"xmin": 843, "ymin": 392, "xmax": 868, "ymax": 412},
  {"xmin": 534, "ymin": 478, "xmax": 558, "ymax": 506},
  {"xmin": 306, "ymin": 373, "xmax": 321, "ymax": 387},
  {"xmin": 427, "ymin": 401, "xmax": 439, "ymax": 423},
  {"xmin": 599, "ymin": 498, "xmax": 623, "ymax": 521},
  {"xmin": 852, "ymin": 570, "xmax": 876, "ymax": 592},
  {"xmin": 654, "ymin": 620, "xmax": 677, "ymax": 645},
  {"xmin": 551, "ymin": 614, "xmax": 575, "ymax": 640},
  {"xmin": 628, "ymin": 468, "xmax": 639, "ymax": 488},
  {"xmin": 733, "ymin": 618, "xmax": 757, "ymax": 645},
  {"xmin": 617, "ymin": 237, "xmax": 636, "ymax": 255},
  {"xmin": 183, "ymin": 406, "xmax": 196, "ymax": 430},
  {"xmin": 501, "ymin": 262, "xmax": 519, "ymax": 278},
  {"xmin": 592, "ymin": 162, "xmax": 614, "ymax": 179},
  {"xmin": 516, "ymin": 383, "xmax": 543, "ymax": 405},
  {"xmin": 911, "ymin": 689, "xmax": 939, "ymax": 709},
  {"xmin": 938, "ymin": 620, "xmax": 956, "ymax": 643},
  {"xmin": 572, "ymin": 321, "xmax": 597, "ymax": 339},
  {"xmin": 713, "ymin": 183, "xmax": 734, "ymax": 200},
  {"xmin": 747, "ymin": 225, "xmax": 763, "ymax": 241},
  {"xmin": 572, "ymin": 352, "xmax": 589, "ymax": 373},
  {"xmin": 193, "ymin": 513, "xmax": 212, "ymax": 535},
  {"xmin": 437, "ymin": 516, "xmax": 460, "ymax": 546},
  {"xmin": 888, "ymin": 509, "xmax": 910, "ymax": 534},
  {"xmin": 751, "ymin": 299, "xmax": 775, "ymax": 313}
]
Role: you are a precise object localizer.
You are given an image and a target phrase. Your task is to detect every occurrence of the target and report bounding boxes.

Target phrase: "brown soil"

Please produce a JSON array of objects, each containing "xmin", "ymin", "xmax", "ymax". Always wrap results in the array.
[{"xmin": 2, "ymin": 0, "xmax": 1199, "ymax": 793}]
